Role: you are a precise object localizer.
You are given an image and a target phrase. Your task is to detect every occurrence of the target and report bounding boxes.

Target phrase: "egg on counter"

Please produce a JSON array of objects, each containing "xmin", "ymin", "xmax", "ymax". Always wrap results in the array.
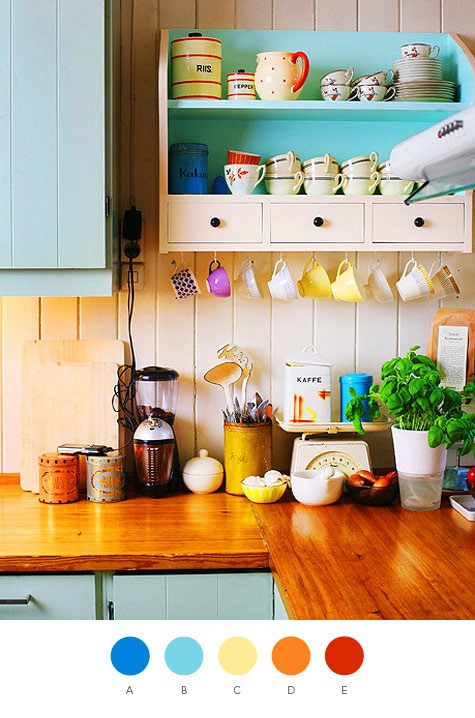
[{"xmin": 182, "ymin": 449, "xmax": 224, "ymax": 494}]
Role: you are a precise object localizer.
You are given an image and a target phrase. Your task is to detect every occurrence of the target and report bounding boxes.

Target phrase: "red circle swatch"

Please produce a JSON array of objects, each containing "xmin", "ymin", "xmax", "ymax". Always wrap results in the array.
[
  {"xmin": 272, "ymin": 636, "xmax": 311, "ymax": 675},
  {"xmin": 325, "ymin": 636, "xmax": 364, "ymax": 675}
]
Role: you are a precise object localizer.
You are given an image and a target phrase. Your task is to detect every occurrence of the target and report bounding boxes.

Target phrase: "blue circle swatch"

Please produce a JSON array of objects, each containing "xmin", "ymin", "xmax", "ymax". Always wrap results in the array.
[
  {"xmin": 165, "ymin": 637, "xmax": 204, "ymax": 675},
  {"xmin": 111, "ymin": 637, "xmax": 150, "ymax": 675}
]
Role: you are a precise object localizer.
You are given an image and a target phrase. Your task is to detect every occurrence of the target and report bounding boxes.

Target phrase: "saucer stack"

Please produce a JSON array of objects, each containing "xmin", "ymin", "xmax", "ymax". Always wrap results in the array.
[{"xmin": 393, "ymin": 57, "xmax": 455, "ymax": 102}]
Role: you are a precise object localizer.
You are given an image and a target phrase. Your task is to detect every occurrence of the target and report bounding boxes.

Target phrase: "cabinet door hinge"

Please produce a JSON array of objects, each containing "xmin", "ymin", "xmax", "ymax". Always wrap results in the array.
[{"xmin": 105, "ymin": 195, "xmax": 111, "ymax": 216}]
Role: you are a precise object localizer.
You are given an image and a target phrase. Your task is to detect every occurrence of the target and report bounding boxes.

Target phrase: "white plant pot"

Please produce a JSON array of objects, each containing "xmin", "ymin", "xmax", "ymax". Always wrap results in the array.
[{"xmin": 391, "ymin": 426, "xmax": 447, "ymax": 474}]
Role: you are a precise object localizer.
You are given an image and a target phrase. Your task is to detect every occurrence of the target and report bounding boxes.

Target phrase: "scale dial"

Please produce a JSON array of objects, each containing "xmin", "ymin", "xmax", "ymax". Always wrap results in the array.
[{"xmin": 306, "ymin": 450, "xmax": 362, "ymax": 477}]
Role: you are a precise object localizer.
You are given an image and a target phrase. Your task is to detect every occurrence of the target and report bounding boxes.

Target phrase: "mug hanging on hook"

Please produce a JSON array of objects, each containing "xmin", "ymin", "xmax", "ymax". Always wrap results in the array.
[{"xmin": 170, "ymin": 257, "xmax": 201, "ymax": 299}]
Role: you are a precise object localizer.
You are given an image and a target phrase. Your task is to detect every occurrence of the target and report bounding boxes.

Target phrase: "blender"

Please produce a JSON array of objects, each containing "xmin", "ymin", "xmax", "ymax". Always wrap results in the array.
[{"xmin": 133, "ymin": 366, "xmax": 181, "ymax": 496}]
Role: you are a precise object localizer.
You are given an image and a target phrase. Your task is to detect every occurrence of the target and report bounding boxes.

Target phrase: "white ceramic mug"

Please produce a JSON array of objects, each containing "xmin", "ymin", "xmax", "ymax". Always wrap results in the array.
[
  {"xmin": 338, "ymin": 171, "xmax": 380, "ymax": 195},
  {"xmin": 224, "ymin": 163, "xmax": 265, "ymax": 195},
  {"xmin": 340, "ymin": 152, "xmax": 379, "ymax": 175},
  {"xmin": 265, "ymin": 151, "xmax": 301, "ymax": 174},
  {"xmin": 265, "ymin": 171, "xmax": 304, "ymax": 195},
  {"xmin": 321, "ymin": 84, "xmax": 358, "ymax": 101},
  {"xmin": 365, "ymin": 258, "xmax": 394, "ymax": 303},
  {"xmin": 379, "ymin": 175, "xmax": 415, "ymax": 196},
  {"xmin": 320, "ymin": 67, "xmax": 354, "ymax": 86},
  {"xmin": 356, "ymin": 69, "xmax": 394, "ymax": 86},
  {"xmin": 428, "ymin": 261, "xmax": 461, "ymax": 299},
  {"xmin": 401, "ymin": 43, "xmax": 440, "ymax": 58},
  {"xmin": 302, "ymin": 153, "xmax": 339, "ymax": 175},
  {"xmin": 357, "ymin": 85, "xmax": 396, "ymax": 102},
  {"xmin": 235, "ymin": 258, "xmax": 263, "ymax": 299},
  {"xmin": 396, "ymin": 258, "xmax": 434, "ymax": 301},
  {"xmin": 267, "ymin": 258, "xmax": 298, "ymax": 300},
  {"xmin": 303, "ymin": 174, "xmax": 343, "ymax": 195}
]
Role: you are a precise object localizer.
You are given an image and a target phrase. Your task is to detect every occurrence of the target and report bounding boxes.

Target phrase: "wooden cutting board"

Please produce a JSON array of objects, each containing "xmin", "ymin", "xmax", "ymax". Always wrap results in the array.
[{"xmin": 21, "ymin": 340, "xmax": 125, "ymax": 492}]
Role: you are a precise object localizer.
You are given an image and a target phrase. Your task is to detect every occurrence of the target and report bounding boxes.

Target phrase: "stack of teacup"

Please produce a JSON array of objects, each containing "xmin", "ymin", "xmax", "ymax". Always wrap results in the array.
[
  {"xmin": 378, "ymin": 159, "xmax": 416, "ymax": 196},
  {"xmin": 351, "ymin": 70, "xmax": 395, "ymax": 102},
  {"xmin": 336, "ymin": 151, "xmax": 380, "ymax": 195},
  {"xmin": 264, "ymin": 151, "xmax": 303, "ymax": 195},
  {"xmin": 302, "ymin": 153, "xmax": 341, "ymax": 195},
  {"xmin": 320, "ymin": 67, "xmax": 356, "ymax": 101}
]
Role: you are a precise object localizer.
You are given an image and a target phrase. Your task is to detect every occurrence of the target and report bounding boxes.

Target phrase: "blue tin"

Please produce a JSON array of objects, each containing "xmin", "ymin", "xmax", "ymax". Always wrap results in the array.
[
  {"xmin": 339, "ymin": 372, "xmax": 373, "ymax": 422},
  {"xmin": 169, "ymin": 143, "xmax": 208, "ymax": 194}
]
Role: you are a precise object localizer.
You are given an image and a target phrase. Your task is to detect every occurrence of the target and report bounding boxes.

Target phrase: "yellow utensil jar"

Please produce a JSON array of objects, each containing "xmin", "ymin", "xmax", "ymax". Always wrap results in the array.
[{"xmin": 223, "ymin": 421, "xmax": 272, "ymax": 495}]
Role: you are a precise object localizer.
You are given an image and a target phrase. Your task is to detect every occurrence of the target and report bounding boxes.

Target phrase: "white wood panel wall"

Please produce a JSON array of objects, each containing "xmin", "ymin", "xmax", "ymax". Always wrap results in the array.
[{"xmin": 1, "ymin": 0, "xmax": 474, "ymax": 473}]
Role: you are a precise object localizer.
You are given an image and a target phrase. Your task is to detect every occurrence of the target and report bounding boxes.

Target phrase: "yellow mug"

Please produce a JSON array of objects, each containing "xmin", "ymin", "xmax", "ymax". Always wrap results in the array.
[
  {"xmin": 297, "ymin": 258, "xmax": 332, "ymax": 298},
  {"xmin": 331, "ymin": 259, "xmax": 366, "ymax": 302}
]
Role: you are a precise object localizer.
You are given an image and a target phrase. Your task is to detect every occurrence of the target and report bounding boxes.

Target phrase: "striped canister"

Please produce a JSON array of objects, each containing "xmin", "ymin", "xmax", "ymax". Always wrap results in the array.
[
  {"xmin": 171, "ymin": 32, "xmax": 222, "ymax": 100},
  {"xmin": 227, "ymin": 69, "xmax": 256, "ymax": 100}
]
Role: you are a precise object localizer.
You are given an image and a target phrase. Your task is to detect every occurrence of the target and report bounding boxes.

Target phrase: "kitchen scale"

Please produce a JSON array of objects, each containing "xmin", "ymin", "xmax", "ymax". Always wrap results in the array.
[{"xmin": 276, "ymin": 417, "xmax": 390, "ymax": 477}]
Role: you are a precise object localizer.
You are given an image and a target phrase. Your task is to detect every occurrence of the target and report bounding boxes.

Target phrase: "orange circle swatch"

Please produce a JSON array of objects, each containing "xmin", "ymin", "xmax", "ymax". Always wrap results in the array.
[
  {"xmin": 272, "ymin": 636, "xmax": 311, "ymax": 675},
  {"xmin": 325, "ymin": 636, "xmax": 364, "ymax": 675}
]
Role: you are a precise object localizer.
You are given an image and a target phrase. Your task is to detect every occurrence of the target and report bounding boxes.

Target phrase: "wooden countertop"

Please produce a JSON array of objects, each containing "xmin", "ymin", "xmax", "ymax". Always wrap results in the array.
[{"xmin": 2, "ymin": 474, "xmax": 475, "ymax": 619}]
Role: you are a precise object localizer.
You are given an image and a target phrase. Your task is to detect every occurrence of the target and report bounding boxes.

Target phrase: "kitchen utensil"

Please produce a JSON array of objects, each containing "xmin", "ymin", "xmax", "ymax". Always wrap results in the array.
[
  {"xmin": 289, "ymin": 435, "xmax": 372, "ymax": 478},
  {"xmin": 204, "ymin": 361, "xmax": 243, "ymax": 413},
  {"xmin": 284, "ymin": 345, "xmax": 332, "ymax": 423},
  {"xmin": 240, "ymin": 360, "xmax": 253, "ymax": 410},
  {"xmin": 241, "ymin": 477, "xmax": 287, "ymax": 503},
  {"xmin": 206, "ymin": 259, "xmax": 232, "ymax": 296},
  {"xmin": 346, "ymin": 477, "xmax": 399, "ymax": 506},
  {"xmin": 290, "ymin": 467, "xmax": 345, "ymax": 506},
  {"xmin": 134, "ymin": 412, "xmax": 176, "ymax": 497},
  {"xmin": 227, "ymin": 70, "xmax": 256, "ymax": 100},
  {"xmin": 255, "ymin": 50, "xmax": 310, "ymax": 100},
  {"xmin": 21, "ymin": 338, "xmax": 124, "ymax": 493},
  {"xmin": 182, "ymin": 449, "xmax": 224, "ymax": 494},
  {"xmin": 224, "ymin": 420, "xmax": 272, "ymax": 494},
  {"xmin": 171, "ymin": 32, "xmax": 222, "ymax": 99}
]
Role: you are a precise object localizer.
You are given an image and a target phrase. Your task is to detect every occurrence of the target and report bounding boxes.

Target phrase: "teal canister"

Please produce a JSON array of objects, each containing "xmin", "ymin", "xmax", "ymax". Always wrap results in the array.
[
  {"xmin": 340, "ymin": 372, "xmax": 373, "ymax": 422},
  {"xmin": 169, "ymin": 143, "xmax": 208, "ymax": 194}
]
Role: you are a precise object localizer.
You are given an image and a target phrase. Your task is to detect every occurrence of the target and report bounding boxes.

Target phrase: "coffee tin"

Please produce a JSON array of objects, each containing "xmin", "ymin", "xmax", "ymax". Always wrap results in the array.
[
  {"xmin": 38, "ymin": 452, "xmax": 79, "ymax": 504},
  {"xmin": 171, "ymin": 32, "xmax": 222, "ymax": 99},
  {"xmin": 86, "ymin": 452, "xmax": 126, "ymax": 503},
  {"xmin": 283, "ymin": 345, "xmax": 332, "ymax": 423},
  {"xmin": 227, "ymin": 69, "xmax": 256, "ymax": 100},
  {"xmin": 169, "ymin": 143, "xmax": 208, "ymax": 194}
]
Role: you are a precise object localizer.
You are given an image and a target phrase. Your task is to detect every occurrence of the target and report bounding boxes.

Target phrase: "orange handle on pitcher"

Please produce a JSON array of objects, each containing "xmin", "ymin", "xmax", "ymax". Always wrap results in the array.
[{"xmin": 290, "ymin": 51, "xmax": 310, "ymax": 94}]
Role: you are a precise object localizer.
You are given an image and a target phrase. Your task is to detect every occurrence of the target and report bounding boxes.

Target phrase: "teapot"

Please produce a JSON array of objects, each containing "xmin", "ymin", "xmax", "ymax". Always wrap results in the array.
[{"xmin": 255, "ymin": 51, "xmax": 310, "ymax": 100}]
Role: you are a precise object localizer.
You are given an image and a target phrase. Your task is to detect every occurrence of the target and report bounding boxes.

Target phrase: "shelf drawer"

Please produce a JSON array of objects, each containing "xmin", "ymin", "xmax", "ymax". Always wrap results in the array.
[
  {"xmin": 0, "ymin": 574, "xmax": 96, "ymax": 620},
  {"xmin": 168, "ymin": 202, "xmax": 262, "ymax": 245},
  {"xmin": 270, "ymin": 203, "xmax": 364, "ymax": 243},
  {"xmin": 372, "ymin": 203, "xmax": 465, "ymax": 244}
]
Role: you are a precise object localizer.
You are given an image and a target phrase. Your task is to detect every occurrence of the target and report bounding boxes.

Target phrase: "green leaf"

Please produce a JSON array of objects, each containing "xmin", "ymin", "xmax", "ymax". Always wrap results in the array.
[{"xmin": 428, "ymin": 425, "xmax": 445, "ymax": 447}]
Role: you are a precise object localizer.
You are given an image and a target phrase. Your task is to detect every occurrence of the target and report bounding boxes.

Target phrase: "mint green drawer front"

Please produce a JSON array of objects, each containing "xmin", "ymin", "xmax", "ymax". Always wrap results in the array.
[
  {"xmin": 0, "ymin": 575, "xmax": 96, "ymax": 620},
  {"xmin": 112, "ymin": 572, "xmax": 273, "ymax": 620}
]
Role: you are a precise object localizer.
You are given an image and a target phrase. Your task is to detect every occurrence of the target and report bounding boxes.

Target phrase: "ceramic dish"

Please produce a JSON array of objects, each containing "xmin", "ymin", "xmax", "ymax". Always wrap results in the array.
[{"xmin": 241, "ymin": 479, "xmax": 287, "ymax": 503}]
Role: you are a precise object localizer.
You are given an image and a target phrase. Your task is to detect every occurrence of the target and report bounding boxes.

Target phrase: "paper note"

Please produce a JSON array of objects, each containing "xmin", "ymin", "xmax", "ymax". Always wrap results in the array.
[{"xmin": 437, "ymin": 325, "xmax": 468, "ymax": 390}]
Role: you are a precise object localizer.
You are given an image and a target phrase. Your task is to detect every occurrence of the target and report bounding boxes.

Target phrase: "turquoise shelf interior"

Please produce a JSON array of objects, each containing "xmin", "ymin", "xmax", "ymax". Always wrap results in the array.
[{"xmin": 166, "ymin": 29, "xmax": 475, "ymax": 192}]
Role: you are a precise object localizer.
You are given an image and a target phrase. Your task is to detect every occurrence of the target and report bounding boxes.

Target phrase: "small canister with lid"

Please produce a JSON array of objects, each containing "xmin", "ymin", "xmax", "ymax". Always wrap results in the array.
[
  {"xmin": 339, "ymin": 372, "xmax": 373, "ymax": 422},
  {"xmin": 182, "ymin": 449, "xmax": 224, "ymax": 494},
  {"xmin": 38, "ymin": 452, "xmax": 79, "ymax": 504},
  {"xmin": 171, "ymin": 32, "xmax": 222, "ymax": 99},
  {"xmin": 169, "ymin": 143, "xmax": 208, "ymax": 194},
  {"xmin": 86, "ymin": 452, "xmax": 126, "ymax": 503},
  {"xmin": 227, "ymin": 69, "xmax": 256, "ymax": 100}
]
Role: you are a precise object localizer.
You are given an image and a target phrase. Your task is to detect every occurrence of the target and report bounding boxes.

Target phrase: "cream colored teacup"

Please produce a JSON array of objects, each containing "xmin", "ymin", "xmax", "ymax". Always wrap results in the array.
[
  {"xmin": 340, "ymin": 152, "xmax": 379, "ymax": 175},
  {"xmin": 396, "ymin": 258, "xmax": 434, "ymax": 302},
  {"xmin": 365, "ymin": 258, "xmax": 394, "ymax": 303},
  {"xmin": 320, "ymin": 67, "xmax": 354, "ymax": 86},
  {"xmin": 265, "ymin": 171, "xmax": 304, "ymax": 195},
  {"xmin": 401, "ymin": 42, "xmax": 440, "ymax": 58},
  {"xmin": 297, "ymin": 258, "xmax": 332, "ymax": 298},
  {"xmin": 428, "ymin": 261, "xmax": 460, "ymax": 299},
  {"xmin": 302, "ymin": 153, "xmax": 339, "ymax": 175},
  {"xmin": 338, "ymin": 171, "xmax": 380, "ymax": 196},
  {"xmin": 379, "ymin": 175, "xmax": 415, "ymax": 196},
  {"xmin": 224, "ymin": 163, "xmax": 265, "ymax": 195},
  {"xmin": 303, "ymin": 174, "xmax": 343, "ymax": 195},
  {"xmin": 267, "ymin": 258, "xmax": 298, "ymax": 300},
  {"xmin": 331, "ymin": 259, "xmax": 366, "ymax": 302},
  {"xmin": 321, "ymin": 84, "xmax": 358, "ymax": 101},
  {"xmin": 235, "ymin": 258, "xmax": 263, "ymax": 299},
  {"xmin": 357, "ymin": 85, "xmax": 396, "ymax": 102},
  {"xmin": 356, "ymin": 70, "xmax": 394, "ymax": 86},
  {"xmin": 265, "ymin": 151, "xmax": 301, "ymax": 174}
]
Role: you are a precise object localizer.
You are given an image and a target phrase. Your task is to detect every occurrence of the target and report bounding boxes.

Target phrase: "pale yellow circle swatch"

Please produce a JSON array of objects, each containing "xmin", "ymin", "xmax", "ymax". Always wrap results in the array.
[{"xmin": 218, "ymin": 637, "xmax": 257, "ymax": 675}]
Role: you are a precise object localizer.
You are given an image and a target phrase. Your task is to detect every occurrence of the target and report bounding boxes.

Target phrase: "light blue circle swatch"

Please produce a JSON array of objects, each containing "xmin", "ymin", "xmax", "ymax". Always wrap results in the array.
[
  {"xmin": 165, "ymin": 636, "xmax": 204, "ymax": 675},
  {"xmin": 111, "ymin": 636, "xmax": 150, "ymax": 675}
]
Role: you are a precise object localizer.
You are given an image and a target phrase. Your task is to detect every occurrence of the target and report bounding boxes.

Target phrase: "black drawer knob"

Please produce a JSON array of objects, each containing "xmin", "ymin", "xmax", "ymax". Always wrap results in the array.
[
  {"xmin": 210, "ymin": 217, "xmax": 221, "ymax": 228},
  {"xmin": 313, "ymin": 216, "xmax": 324, "ymax": 227},
  {"xmin": 414, "ymin": 216, "xmax": 425, "ymax": 228}
]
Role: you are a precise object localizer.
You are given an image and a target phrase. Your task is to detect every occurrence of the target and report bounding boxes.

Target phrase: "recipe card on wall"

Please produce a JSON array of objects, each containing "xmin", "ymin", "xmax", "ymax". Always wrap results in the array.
[{"xmin": 0, "ymin": 619, "xmax": 473, "ymax": 717}]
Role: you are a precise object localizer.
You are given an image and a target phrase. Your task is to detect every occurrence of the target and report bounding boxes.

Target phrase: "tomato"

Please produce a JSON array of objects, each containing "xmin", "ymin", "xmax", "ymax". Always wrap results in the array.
[{"xmin": 467, "ymin": 467, "xmax": 475, "ymax": 490}]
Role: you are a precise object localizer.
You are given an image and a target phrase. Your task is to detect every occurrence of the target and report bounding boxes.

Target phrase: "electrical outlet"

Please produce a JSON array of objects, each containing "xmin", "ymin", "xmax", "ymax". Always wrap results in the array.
[{"xmin": 121, "ymin": 262, "xmax": 144, "ymax": 291}]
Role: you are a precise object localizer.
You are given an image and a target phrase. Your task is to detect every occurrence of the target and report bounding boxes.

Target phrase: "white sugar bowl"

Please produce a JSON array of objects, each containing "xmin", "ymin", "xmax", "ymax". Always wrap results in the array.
[{"xmin": 182, "ymin": 449, "xmax": 224, "ymax": 494}]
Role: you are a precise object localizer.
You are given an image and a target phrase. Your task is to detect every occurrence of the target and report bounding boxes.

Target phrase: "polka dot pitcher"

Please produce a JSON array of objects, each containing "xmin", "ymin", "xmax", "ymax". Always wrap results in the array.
[{"xmin": 255, "ymin": 51, "xmax": 310, "ymax": 100}]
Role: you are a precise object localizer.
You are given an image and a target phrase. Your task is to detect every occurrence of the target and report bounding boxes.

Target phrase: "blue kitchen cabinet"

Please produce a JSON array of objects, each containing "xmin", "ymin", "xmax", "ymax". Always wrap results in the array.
[
  {"xmin": 109, "ymin": 571, "xmax": 274, "ymax": 620},
  {"xmin": 0, "ymin": 0, "xmax": 118, "ymax": 296},
  {"xmin": 0, "ymin": 574, "xmax": 97, "ymax": 620}
]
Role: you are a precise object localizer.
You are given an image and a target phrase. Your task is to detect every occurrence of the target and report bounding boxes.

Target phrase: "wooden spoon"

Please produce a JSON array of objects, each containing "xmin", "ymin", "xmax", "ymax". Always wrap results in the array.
[{"xmin": 204, "ymin": 361, "xmax": 242, "ymax": 414}]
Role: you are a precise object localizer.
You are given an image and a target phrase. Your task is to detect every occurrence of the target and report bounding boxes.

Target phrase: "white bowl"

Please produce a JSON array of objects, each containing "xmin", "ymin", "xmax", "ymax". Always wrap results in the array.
[{"xmin": 290, "ymin": 468, "xmax": 345, "ymax": 506}]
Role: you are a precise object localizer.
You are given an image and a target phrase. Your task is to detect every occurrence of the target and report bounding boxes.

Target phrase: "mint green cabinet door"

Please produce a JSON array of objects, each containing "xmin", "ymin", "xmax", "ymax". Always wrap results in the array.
[
  {"xmin": 112, "ymin": 572, "xmax": 273, "ymax": 620},
  {"xmin": 0, "ymin": 575, "xmax": 96, "ymax": 620}
]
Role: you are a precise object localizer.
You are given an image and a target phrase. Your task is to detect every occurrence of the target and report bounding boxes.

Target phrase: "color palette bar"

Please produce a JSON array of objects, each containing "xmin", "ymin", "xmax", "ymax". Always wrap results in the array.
[{"xmin": 110, "ymin": 634, "xmax": 364, "ymax": 677}]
